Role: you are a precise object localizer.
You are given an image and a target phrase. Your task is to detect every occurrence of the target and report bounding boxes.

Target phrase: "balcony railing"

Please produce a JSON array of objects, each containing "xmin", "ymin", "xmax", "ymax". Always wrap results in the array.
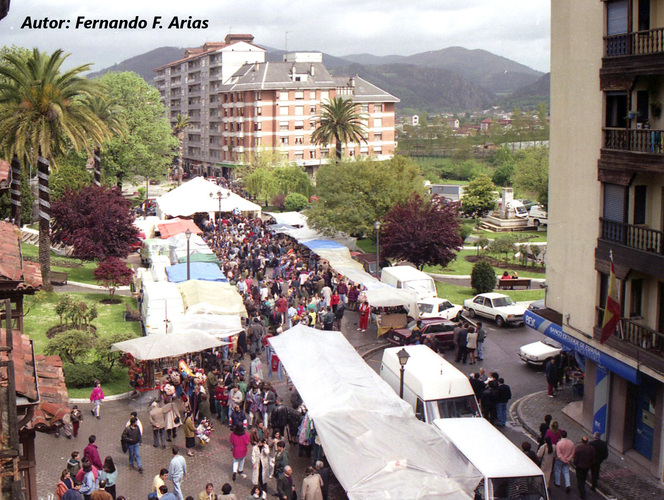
[
  {"xmin": 604, "ymin": 127, "xmax": 664, "ymax": 153},
  {"xmin": 600, "ymin": 218, "xmax": 664, "ymax": 254},
  {"xmin": 605, "ymin": 27, "xmax": 664, "ymax": 57},
  {"xmin": 619, "ymin": 318, "xmax": 664, "ymax": 357}
]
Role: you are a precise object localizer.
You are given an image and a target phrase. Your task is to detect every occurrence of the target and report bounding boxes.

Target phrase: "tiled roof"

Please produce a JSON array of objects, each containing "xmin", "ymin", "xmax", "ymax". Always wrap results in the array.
[
  {"xmin": 0, "ymin": 221, "xmax": 42, "ymax": 290},
  {"xmin": 0, "ymin": 158, "xmax": 9, "ymax": 190},
  {"xmin": 1, "ymin": 328, "xmax": 38, "ymax": 402}
]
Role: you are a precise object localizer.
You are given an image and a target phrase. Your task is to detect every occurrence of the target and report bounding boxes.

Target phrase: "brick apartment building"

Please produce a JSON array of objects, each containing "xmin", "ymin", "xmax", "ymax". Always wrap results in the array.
[{"xmin": 155, "ymin": 35, "xmax": 398, "ymax": 177}]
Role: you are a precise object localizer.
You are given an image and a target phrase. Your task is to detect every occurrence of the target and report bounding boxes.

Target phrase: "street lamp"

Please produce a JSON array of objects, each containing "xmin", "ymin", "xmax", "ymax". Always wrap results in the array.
[
  {"xmin": 210, "ymin": 189, "xmax": 229, "ymax": 231},
  {"xmin": 374, "ymin": 220, "xmax": 381, "ymax": 277},
  {"xmin": 397, "ymin": 348, "xmax": 410, "ymax": 399},
  {"xmin": 185, "ymin": 228, "xmax": 191, "ymax": 281}
]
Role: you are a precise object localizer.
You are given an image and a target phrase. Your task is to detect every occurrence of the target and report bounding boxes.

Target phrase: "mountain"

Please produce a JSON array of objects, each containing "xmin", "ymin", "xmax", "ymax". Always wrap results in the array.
[
  {"xmin": 87, "ymin": 47, "xmax": 185, "ymax": 83},
  {"xmin": 331, "ymin": 63, "xmax": 496, "ymax": 112},
  {"xmin": 509, "ymin": 72, "xmax": 550, "ymax": 99},
  {"xmin": 343, "ymin": 47, "xmax": 543, "ymax": 94}
]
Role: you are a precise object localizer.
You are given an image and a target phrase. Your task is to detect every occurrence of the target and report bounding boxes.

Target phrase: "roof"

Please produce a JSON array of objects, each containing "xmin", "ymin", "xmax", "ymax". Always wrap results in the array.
[
  {"xmin": 433, "ymin": 418, "xmax": 545, "ymax": 479},
  {"xmin": 0, "ymin": 221, "xmax": 42, "ymax": 291},
  {"xmin": 154, "ymin": 36, "xmax": 265, "ymax": 71},
  {"xmin": 382, "ymin": 345, "xmax": 474, "ymax": 401},
  {"xmin": 221, "ymin": 61, "xmax": 336, "ymax": 91},
  {"xmin": 157, "ymin": 218, "xmax": 203, "ymax": 239},
  {"xmin": 474, "ymin": 292, "xmax": 510, "ymax": 299},
  {"xmin": 381, "ymin": 265, "xmax": 432, "ymax": 281},
  {"xmin": 332, "ymin": 76, "xmax": 400, "ymax": 103}
]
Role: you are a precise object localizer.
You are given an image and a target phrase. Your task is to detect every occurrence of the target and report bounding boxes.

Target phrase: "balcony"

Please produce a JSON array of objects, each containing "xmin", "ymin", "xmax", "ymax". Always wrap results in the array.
[
  {"xmin": 602, "ymin": 28, "xmax": 664, "ymax": 85},
  {"xmin": 600, "ymin": 128, "xmax": 664, "ymax": 175},
  {"xmin": 605, "ymin": 27, "xmax": 664, "ymax": 58},
  {"xmin": 598, "ymin": 218, "xmax": 664, "ymax": 281}
]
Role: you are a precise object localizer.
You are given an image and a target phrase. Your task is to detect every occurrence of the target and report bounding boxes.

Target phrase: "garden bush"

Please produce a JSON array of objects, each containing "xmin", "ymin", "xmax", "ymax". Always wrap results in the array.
[
  {"xmin": 471, "ymin": 260, "xmax": 497, "ymax": 293},
  {"xmin": 459, "ymin": 223, "xmax": 474, "ymax": 241},
  {"xmin": 284, "ymin": 192, "xmax": 309, "ymax": 212},
  {"xmin": 63, "ymin": 362, "xmax": 110, "ymax": 388}
]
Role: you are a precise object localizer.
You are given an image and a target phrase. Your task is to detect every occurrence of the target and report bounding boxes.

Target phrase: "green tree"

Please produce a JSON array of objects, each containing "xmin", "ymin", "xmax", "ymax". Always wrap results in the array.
[
  {"xmin": 284, "ymin": 193, "xmax": 309, "ymax": 212},
  {"xmin": 45, "ymin": 329, "xmax": 96, "ymax": 364},
  {"xmin": 97, "ymin": 71, "xmax": 177, "ymax": 187},
  {"xmin": 0, "ymin": 49, "xmax": 110, "ymax": 291},
  {"xmin": 461, "ymin": 174, "xmax": 497, "ymax": 217},
  {"xmin": 172, "ymin": 113, "xmax": 190, "ymax": 184},
  {"xmin": 50, "ymin": 150, "xmax": 92, "ymax": 200},
  {"xmin": 244, "ymin": 164, "xmax": 313, "ymax": 204},
  {"xmin": 0, "ymin": 166, "xmax": 34, "ymax": 224},
  {"xmin": 87, "ymin": 95, "xmax": 126, "ymax": 187},
  {"xmin": 471, "ymin": 260, "xmax": 497, "ymax": 294},
  {"xmin": 311, "ymin": 96, "xmax": 367, "ymax": 162},
  {"xmin": 513, "ymin": 147, "xmax": 549, "ymax": 208},
  {"xmin": 307, "ymin": 156, "xmax": 424, "ymax": 236}
]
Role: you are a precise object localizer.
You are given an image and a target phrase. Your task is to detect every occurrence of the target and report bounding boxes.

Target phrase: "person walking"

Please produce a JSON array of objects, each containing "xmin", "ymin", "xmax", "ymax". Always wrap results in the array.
[
  {"xmin": 589, "ymin": 432, "xmax": 609, "ymax": 492},
  {"xmin": 151, "ymin": 468, "xmax": 169, "ymax": 499},
  {"xmin": 475, "ymin": 322, "xmax": 486, "ymax": 361},
  {"xmin": 121, "ymin": 417, "xmax": 143, "ymax": 473},
  {"xmin": 230, "ymin": 424, "xmax": 251, "ymax": 481},
  {"xmin": 314, "ymin": 461, "xmax": 330, "ymax": 500},
  {"xmin": 71, "ymin": 405, "xmax": 83, "ymax": 438},
  {"xmin": 537, "ymin": 436, "xmax": 555, "ymax": 486},
  {"xmin": 357, "ymin": 299, "xmax": 370, "ymax": 332},
  {"xmin": 277, "ymin": 466, "xmax": 295, "ymax": 500},
  {"xmin": 168, "ymin": 446, "xmax": 187, "ymax": 500},
  {"xmin": 150, "ymin": 401, "xmax": 167, "ymax": 448},
  {"xmin": 466, "ymin": 327, "xmax": 478, "ymax": 364},
  {"xmin": 251, "ymin": 437, "xmax": 270, "ymax": 494},
  {"xmin": 89, "ymin": 380, "xmax": 104, "ymax": 419},
  {"xmin": 573, "ymin": 437, "xmax": 596, "ymax": 499},
  {"xmin": 273, "ymin": 441, "xmax": 289, "ymax": 480},
  {"xmin": 301, "ymin": 466, "xmax": 323, "ymax": 500},
  {"xmin": 84, "ymin": 435, "xmax": 103, "ymax": 470},
  {"xmin": 183, "ymin": 411, "xmax": 197, "ymax": 457},
  {"xmin": 545, "ymin": 420, "xmax": 562, "ymax": 446},
  {"xmin": 454, "ymin": 323, "xmax": 468, "ymax": 364},
  {"xmin": 495, "ymin": 378, "xmax": 512, "ymax": 427},
  {"xmin": 545, "ymin": 358, "xmax": 558, "ymax": 398},
  {"xmin": 99, "ymin": 457, "xmax": 118, "ymax": 499},
  {"xmin": 553, "ymin": 430, "xmax": 574, "ymax": 492},
  {"xmin": 56, "ymin": 469, "xmax": 73, "ymax": 499}
]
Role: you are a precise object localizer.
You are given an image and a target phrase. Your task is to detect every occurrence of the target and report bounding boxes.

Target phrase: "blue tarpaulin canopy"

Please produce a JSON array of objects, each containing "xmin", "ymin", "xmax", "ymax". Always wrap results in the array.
[{"xmin": 166, "ymin": 262, "xmax": 227, "ymax": 283}]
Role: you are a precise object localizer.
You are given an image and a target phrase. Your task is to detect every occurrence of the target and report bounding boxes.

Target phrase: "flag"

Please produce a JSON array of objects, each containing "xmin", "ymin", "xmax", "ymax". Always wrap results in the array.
[{"xmin": 600, "ymin": 255, "xmax": 621, "ymax": 344}]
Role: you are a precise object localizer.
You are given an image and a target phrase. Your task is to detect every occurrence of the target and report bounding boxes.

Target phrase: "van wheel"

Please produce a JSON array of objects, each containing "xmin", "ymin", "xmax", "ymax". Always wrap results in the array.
[
  {"xmin": 496, "ymin": 316, "xmax": 506, "ymax": 327},
  {"xmin": 468, "ymin": 309, "xmax": 476, "ymax": 318},
  {"xmin": 534, "ymin": 219, "xmax": 541, "ymax": 227}
]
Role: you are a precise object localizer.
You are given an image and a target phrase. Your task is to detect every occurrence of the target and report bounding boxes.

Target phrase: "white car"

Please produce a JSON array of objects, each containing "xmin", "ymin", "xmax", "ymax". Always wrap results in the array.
[
  {"xmin": 463, "ymin": 292, "xmax": 526, "ymax": 327},
  {"xmin": 519, "ymin": 337, "xmax": 563, "ymax": 366},
  {"xmin": 417, "ymin": 298, "xmax": 464, "ymax": 321}
]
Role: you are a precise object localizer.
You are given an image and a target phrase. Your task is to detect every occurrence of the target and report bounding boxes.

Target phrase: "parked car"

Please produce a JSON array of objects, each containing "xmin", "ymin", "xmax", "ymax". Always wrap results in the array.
[
  {"xmin": 528, "ymin": 204, "xmax": 548, "ymax": 226},
  {"xmin": 519, "ymin": 337, "xmax": 563, "ymax": 366},
  {"xmin": 528, "ymin": 299, "xmax": 545, "ymax": 311},
  {"xmin": 385, "ymin": 318, "xmax": 457, "ymax": 350},
  {"xmin": 463, "ymin": 292, "xmax": 526, "ymax": 327},
  {"xmin": 418, "ymin": 298, "xmax": 464, "ymax": 321}
]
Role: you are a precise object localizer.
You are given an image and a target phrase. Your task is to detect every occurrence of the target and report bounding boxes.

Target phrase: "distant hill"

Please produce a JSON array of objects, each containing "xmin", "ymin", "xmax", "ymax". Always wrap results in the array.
[
  {"xmin": 87, "ymin": 47, "xmax": 185, "ymax": 83},
  {"xmin": 343, "ymin": 47, "xmax": 543, "ymax": 94},
  {"xmin": 509, "ymin": 72, "xmax": 550, "ymax": 99},
  {"xmin": 330, "ymin": 63, "xmax": 496, "ymax": 112}
]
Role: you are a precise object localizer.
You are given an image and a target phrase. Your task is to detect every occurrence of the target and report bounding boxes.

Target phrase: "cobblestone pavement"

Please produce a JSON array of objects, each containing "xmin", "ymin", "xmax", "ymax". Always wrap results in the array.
[
  {"xmin": 514, "ymin": 385, "xmax": 664, "ymax": 500},
  {"xmin": 35, "ymin": 313, "xmax": 376, "ymax": 500}
]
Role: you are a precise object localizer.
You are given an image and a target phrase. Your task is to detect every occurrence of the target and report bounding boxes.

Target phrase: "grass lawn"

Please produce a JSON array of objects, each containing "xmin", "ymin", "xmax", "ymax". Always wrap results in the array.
[
  {"xmin": 21, "ymin": 243, "xmax": 98, "ymax": 284},
  {"xmin": 471, "ymin": 229, "xmax": 548, "ymax": 243},
  {"xmin": 356, "ymin": 238, "xmax": 376, "ymax": 254},
  {"xmin": 424, "ymin": 249, "xmax": 546, "ymax": 279},
  {"xmin": 24, "ymin": 292, "xmax": 141, "ymax": 396},
  {"xmin": 436, "ymin": 281, "xmax": 545, "ymax": 305}
]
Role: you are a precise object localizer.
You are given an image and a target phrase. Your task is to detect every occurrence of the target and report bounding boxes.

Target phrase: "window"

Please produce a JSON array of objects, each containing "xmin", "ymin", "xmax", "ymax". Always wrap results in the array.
[
  {"xmin": 310, "ymin": 90, "xmax": 316, "ymax": 99},
  {"xmin": 321, "ymin": 148, "xmax": 329, "ymax": 158},
  {"xmin": 280, "ymin": 91, "xmax": 289, "ymax": 101},
  {"xmin": 310, "ymin": 105, "xmax": 316, "ymax": 114},
  {"xmin": 320, "ymin": 90, "xmax": 329, "ymax": 101},
  {"xmin": 374, "ymin": 103, "xmax": 383, "ymax": 113},
  {"xmin": 295, "ymin": 91, "xmax": 304, "ymax": 100},
  {"xmin": 373, "ymin": 146, "xmax": 382, "ymax": 154},
  {"xmin": 255, "ymin": 137, "xmax": 262, "ymax": 147},
  {"xmin": 360, "ymin": 105, "xmax": 369, "ymax": 113},
  {"xmin": 634, "ymin": 185, "xmax": 647, "ymax": 224},
  {"xmin": 254, "ymin": 122, "xmax": 261, "ymax": 131},
  {"xmin": 415, "ymin": 399, "xmax": 425, "ymax": 422},
  {"xmin": 255, "ymin": 91, "xmax": 262, "ymax": 101},
  {"xmin": 309, "ymin": 150, "xmax": 316, "ymax": 159},
  {"xmin": 294, "ymin": 151, "xmax": 304, "ymax": 160},
  {"xmin": 280, "ymin": 137, "xmax": 289, "ymax": 145},
  {"xmin": 630, "ymin": 279, "xmax": 644, "ymax": 317},
  {"xmin": 280, "ymin": 122, "xmax": 289, "ymax": 131},
  {"xmin": 606, "ymin": 0, "xmax": 629, "ymax": 56},
  {"xmin": 295, "ymin": 106, "xmax": 304, "ymax": 116},
  {"xmin": 294, "ymin": 136, "xmax": 304, "ymax": 145},
  {"xmin": 639, "ymin": 0, "xmax": 651, "ymax": 32},
  {"xmin": 374, "ymin": 133, "xmax": 383, "ymax": 141},
  {"xmin": 279, "ymin": 106, "xmax": 289, "ymax": 116},
  {"xmin": 374, "ymin": 118, "xmax": 382, "ymax": 128},
  {"xmin": 294, "ymin": 121, "xmax": 304, "ymax": 130},
  {"xmin": 256, "ymin": 107, "xmax": 262, "ymax": 116},
  {"xmin": 606, "ymin": 92, "xmax": 628, "ymax": 128}
]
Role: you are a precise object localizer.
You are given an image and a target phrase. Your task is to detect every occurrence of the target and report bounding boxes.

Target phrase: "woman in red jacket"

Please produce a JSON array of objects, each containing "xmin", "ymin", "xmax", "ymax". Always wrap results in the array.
[
  {"xmin": 358, "ymin": 299, "xmax": 371, "ymax": 332},
  {"xmin": 229, "ymin": 424, "xmax": 251, "ymax": 481}
]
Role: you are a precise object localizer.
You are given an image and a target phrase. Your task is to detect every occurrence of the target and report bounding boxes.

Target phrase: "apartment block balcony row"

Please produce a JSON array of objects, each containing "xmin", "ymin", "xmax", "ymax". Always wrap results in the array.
[
  {"xmin": 600, "ymin": 128, "xmax": 664, "ymax": 175},
  {"xmin": 605, "ymin": 27, "xmax": 664, "ymax": 58}
]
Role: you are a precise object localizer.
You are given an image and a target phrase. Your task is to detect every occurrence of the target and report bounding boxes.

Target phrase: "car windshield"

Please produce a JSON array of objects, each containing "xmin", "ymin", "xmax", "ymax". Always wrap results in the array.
[
  {"xmin": 406, "ymin": 320, "xmax": 418, "ymax": 330},
  {"xmin": 419, "ymin": 304, "xmax": 434, "ymax": 314},
  {"xmin": 490, "ymin": 475, "xmax": 547, "ymax": 499},
  {"xmin": 439, "ymin": 301, "xmax": 453, "ymax": 311},
  {"xmin": 493, "ymin": 296, "xmax": 515, "ymax": 307},
  {"xmin": 543, "ymin": 338, "xmax": 562, "ymax": 349},
  {"xmin": 426, "ymin": 396, "xmax": 481, "ymax": 420}
]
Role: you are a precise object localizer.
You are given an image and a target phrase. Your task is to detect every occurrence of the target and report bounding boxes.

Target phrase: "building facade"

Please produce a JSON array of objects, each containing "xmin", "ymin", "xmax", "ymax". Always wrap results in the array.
[
  {"xmin": 542, "ymin": 0, "xmax": 664, "ymax": 480},
  {"xmin": 155, "ymin": 38, "xmax": 398, "ymax": 177}
]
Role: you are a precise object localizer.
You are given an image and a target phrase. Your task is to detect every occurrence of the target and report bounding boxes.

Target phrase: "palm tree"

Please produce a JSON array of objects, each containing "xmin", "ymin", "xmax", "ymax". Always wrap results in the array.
[
  {"xmin": 311, "ymin": 96, "xmax": 367, "ymax": 163},
  {"xmin": 172, "ymin": 113, "xmax": 190, "ymax": 185},
  {"xmin": 87, "ymin": 95, "xmax": 126, "ymax": 186},
  {"xmin": 0, "ymin": 49, "xmax": 110, "ymax": 291}
]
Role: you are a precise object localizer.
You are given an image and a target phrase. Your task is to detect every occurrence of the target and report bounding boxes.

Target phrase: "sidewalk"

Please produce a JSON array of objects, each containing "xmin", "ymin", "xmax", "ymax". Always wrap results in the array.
[{"xmin": 513, "ymin": 385, "xmax": 664, "ymax": 499}]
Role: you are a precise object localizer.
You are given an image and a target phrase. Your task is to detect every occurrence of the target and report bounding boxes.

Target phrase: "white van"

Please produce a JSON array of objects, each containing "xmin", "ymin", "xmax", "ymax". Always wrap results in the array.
[
  {"xmin": 528, "ymin": 205, "xmax": 548, "ymax": 226},
  {"xmin": 380, "ymin": 345, "xmax": 481, "ymax": 422},
  {"xmin": 380, "ymin": 266, "xmax": 437, "ymax": 301},
  {"xmin": 140, "ymin": 281, "xmax": 185, "ymax": 334},
  {"xmin": 434, "ymin": 418, "xmax": 549, "ymax": 500}
]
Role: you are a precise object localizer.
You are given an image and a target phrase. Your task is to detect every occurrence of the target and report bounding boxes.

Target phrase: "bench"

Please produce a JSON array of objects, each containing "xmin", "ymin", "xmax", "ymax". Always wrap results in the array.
[
  {"xmin": 50, "ymin": 271, "xmax": 69, "ymax": 286},
  {"xmin": 497, "ymin": 277, "xmax": 532, "ymax": 290},
  {"xmin": 124, "ymin": 303, "xmax": 142, "ymax": 322}
]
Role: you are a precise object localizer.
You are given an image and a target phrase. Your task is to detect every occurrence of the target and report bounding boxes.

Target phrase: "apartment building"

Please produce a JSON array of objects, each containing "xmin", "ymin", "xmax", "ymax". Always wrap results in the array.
[
  {"xmin": 533, "ymin": 0, "xmax": 664, "ymax": 479},
  {"xmin": 218, "ymin": 52, "xmax": 398, "ymax": 173},
  {"xmin": 154, "ymin": 34, "xmax": 266, "ymax": 176}
]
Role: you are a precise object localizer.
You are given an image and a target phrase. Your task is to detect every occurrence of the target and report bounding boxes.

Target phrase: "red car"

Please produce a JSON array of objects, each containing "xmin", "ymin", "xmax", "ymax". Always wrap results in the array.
[{"xmin": 385, "ymin": 318, "xmax": 457, "ymax": 350}]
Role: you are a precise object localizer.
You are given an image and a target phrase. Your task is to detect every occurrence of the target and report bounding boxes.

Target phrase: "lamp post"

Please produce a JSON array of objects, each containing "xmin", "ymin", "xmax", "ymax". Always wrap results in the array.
[
  {"xmin": 374, "ymin": 220, "xmax": 381, "ymax": 277},
  {"xmin": 185, "ymin": 228, "xmax": 191, "ymax": 281},
  {"xmin": 397, "ymin": 348, "xmax": 410, "ymax": 399},
  {"xmin": 210, "ymin": 189, "xmax": 228, "ymax": 233}
]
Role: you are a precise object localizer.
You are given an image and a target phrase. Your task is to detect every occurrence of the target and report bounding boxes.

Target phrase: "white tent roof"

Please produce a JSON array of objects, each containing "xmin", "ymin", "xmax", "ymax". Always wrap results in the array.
[
  {"xmin": 176, "ymin": 280, "xmax": 248, "ymax": 318},
  {"xmin": 156, "ymin": 177, "xmax": 261, "ymax": 218},
  {"xmin": 171, "ymin": 314, "xmax": 244, "ymax": 340},
  {"xmin": 111, "ymin": 330, "xmax": 222, "ymax": 361},
  {"xmin": 269, "ymin": 325, "xmax": 481, "ymax": 499}
]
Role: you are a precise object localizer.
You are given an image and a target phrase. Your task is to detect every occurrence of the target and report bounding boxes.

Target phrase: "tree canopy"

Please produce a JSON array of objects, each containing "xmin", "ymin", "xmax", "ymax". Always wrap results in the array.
[
  {"xmin": 513, "ymin": 147, "xmax": 549, "ymax": 208},
  {"xmin": 51, "ymin": 184, "xmax": 139, "ymax": 260},
  {"xmin": 311, "ymin": 96, "xmax": 367, "ymax": 161},
  {"xmin": 94, "ymin": 257, "xmax": 134, "ymax": 301},
  {"xmin": 381, "ymin": 194, "xmax": 463, "ymax": 270},
  {"xmin": 461, "ymin": 174, "xmax": 497, "ymax": 217},
  {"xmin": 97, "ymin": 71, "xmax": 177, "ymax": 184},
  {"xmin": 307, "ymin": 156, "xmax": 425, "ymax": 236}
]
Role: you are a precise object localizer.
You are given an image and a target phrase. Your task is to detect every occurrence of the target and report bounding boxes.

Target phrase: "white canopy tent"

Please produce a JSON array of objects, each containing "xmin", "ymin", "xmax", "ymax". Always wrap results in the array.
[
  {"xmin": 156, "ymin": 177, "xmax": 261, "ymax": 219},
  {"xmin": 111, "ymin": 330, "xmax": 223, "ymax": 361},
  {"xmin": 170, "ymin": 314, "xmax": 244, "ymax": 340},
  {"xmin": 176, "ymin": 280, "xmax": 248, "ymax": 318},
  {"xmin": 269, "ymin": 325, "xmax": 481, "ymax": 499}
]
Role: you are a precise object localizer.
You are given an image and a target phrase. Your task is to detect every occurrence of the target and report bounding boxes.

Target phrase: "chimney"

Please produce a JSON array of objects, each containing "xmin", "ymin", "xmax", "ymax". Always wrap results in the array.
[{"xmin": 310, "ymin": 63, "xmax": 315, "ymax": 77}]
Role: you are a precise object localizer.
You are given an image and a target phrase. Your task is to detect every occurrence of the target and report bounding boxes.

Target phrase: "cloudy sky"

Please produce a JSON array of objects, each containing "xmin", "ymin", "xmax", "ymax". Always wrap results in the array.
[{"xmin": 2, "ymin": 0, "xmax": 550, "ymax": 73}]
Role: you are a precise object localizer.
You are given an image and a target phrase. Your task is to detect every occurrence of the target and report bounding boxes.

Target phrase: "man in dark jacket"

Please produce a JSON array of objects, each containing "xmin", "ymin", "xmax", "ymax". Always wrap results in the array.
[
  {"xmin": 495, "ymin": 378, "xmax": 512, "ymax": 427},
  {"xmin": 573, "ymin": 437, "xmax": 596, "ymax": 499},
  {"xmin": 315, "ymin": 460, "xmax": 331, "ymax": 500},
  {"xmin": 470, "ymin": 373, "xmax": 485, "ymax": 399},
  {"xmin": 270, "ymin": 398, "xmax": 289, "ymax": 436},
  {"xmin": 236, "ymin": 330, "xmax": 248, "ymax": 359},
  {"xmin": 454, "ymin": 324, "xmax": 469, "ymax": 363},
  {"xmin": 481, "ymin": 380, "xmax": 498, "ymax": 424},
  {"xmin": 122, "ymin": 417, "xmax": 143, "ymax": 473},
  {"xmin": 277, "ymin": 465, "xmax": 295, "ymax": 500},
  {"xmin": 589, "ymin": 432, "xmax": 609, "ymax": 492}
]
